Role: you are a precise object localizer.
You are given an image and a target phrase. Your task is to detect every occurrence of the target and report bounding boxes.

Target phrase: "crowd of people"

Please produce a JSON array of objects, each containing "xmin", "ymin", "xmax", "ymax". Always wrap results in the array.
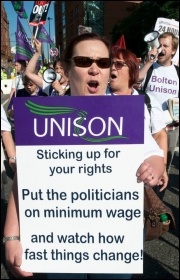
[{"xmin": 1, "ymin": 31, "xmax": 179, "ymax": 279}]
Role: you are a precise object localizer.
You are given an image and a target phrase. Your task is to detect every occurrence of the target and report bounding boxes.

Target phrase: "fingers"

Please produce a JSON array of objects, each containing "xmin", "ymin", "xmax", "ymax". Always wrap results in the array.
[
  {"xmin": 148, "ymin": 48, "xmax": 157, "ymax": 61},
  {"xmin": 136, "ymin": 162, "xmax": 159, "ymax": 186},
  {"xmin": 6, "ymin": 257, "xmax": 33, "ymax": 278},
  {"xmin": 158, "ymin": 171, "xmax": 169, "ymax": 192},
  {"xmin": 8, "ymin": 265, "xmax": 33, "ymax": 278},
  {"xmin": 150, "ymin": 54, "xmax": 155, "ymax": 60},
  {"xmin": 159, "ymin": 184, "xmax": 167, "ymax": 192},
  {"xmin": 14, "ymin": 254, "xmax": 22, "ymax": 267}
]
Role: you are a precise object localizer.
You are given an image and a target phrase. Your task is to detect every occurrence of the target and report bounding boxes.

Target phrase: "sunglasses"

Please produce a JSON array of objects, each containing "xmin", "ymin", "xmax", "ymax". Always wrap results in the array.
[
  {"xmin": 112, "ymin": 61, "xmax": 127, "ymax": 69},
  {"xmin": 72, "ymin": 56, "xmax": 111, "ymax": 69}
]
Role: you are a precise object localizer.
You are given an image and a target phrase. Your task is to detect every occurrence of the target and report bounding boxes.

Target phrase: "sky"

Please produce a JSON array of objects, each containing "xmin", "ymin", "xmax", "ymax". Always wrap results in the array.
[{"xmin": 3, "ymin": 1, "xmax": 56, "ymax": 59}]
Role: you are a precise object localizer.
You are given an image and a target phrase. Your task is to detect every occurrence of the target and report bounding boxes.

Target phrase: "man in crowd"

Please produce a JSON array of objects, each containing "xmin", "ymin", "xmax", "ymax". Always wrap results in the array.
[{"xmin": 139, "ymin": 32, "xmax": 179, "ymax": 186}]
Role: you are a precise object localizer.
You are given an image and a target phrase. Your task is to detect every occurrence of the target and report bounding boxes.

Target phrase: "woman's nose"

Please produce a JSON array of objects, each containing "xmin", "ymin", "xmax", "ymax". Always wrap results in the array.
[{"xmin": 88, "ymin": 63, "xmax": 100, "ymax": 75}]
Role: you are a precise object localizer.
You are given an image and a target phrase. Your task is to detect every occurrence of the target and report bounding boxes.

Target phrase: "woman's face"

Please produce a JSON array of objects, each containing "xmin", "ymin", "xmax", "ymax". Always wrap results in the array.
[
  {"xmin": 68, "ymin": 39, "xmax": 110, "ymax": 96},
  {"xmin": 23, "ymin": 80, "xmax": 38, "ymax": 95},
  {"xmin": 110, "ymin": 54, "xmax": 130, "ymax": 93},
  {"xmin": 54, "ymin": 62, "xmax": 68, "ymax": 85}
]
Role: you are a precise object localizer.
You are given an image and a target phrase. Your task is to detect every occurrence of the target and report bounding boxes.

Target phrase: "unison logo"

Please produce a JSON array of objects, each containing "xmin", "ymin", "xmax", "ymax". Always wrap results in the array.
[{"xmin": 25, "ymin": 100, "xmax": 128, "ymax": 143}]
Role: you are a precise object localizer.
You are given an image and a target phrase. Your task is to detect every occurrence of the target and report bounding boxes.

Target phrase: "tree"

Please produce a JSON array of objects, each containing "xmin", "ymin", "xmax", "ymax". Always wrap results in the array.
[{"xmin": 111, "ymin": 1, "xmax": 179, "ymax": 57}]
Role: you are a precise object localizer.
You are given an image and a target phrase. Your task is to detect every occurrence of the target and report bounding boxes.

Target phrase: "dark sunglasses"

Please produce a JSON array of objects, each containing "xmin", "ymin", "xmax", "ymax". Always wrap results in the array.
[
  {"xmin": 72, "ymin": 56, "xmax": 111, "ymax": 69},
  {"xmin": 112, "ymin": 61, "xmax": 127, "ymax": 69}
]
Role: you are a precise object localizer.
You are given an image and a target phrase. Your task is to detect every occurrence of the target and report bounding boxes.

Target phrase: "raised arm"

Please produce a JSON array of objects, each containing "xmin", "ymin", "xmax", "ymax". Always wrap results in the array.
[
  {"xmin": 25, "ymin": 37, "xmax": 43, "ymax": 88},
  {"xmin": 139, "ymin": 47, "xmax": 158, "ymax": 80}
]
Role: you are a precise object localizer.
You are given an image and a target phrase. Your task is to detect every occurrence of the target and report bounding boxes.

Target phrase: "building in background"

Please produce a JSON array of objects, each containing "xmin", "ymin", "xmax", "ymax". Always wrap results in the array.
[
  {"xmin": 54, "ymin": 1, "xmax": 142, "ymax": 55},
  {"xmin": 1, "ymin": 2, "xmax": 13, "ymax": 69}
]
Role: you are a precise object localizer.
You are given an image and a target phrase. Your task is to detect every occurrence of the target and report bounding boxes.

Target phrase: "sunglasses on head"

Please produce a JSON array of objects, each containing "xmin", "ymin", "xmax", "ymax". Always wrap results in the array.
[
  {"xmin": 72, "ymin": 56, "xmax": 111, "ymax": 69},
  {"xmin": 112, "ymin": 61, "xmax": 127, "ymax": 69}
]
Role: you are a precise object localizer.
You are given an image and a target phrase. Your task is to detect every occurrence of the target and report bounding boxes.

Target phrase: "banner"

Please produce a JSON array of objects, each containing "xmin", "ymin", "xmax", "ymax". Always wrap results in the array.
[
  {"xmin": 11, "ymin": 1, "xmax": 28, "ymax": 19},
  {"xmin": 15, "ymin": 17, "xmax": 34, "ymax": 61},
  {"xmin": 14, "ymin": 96, "xmax": 144, "ymax": 273},
  {"xmin": 36, "ymin": 24, "xmax": 55, "ymax": 46},
  {"xmin": 29, "ymin": 1, "xmax": 51, "ymax": 26},
  {"xmin": 154, "ymin": 18, "xmax": 179, "ymax": 65}
]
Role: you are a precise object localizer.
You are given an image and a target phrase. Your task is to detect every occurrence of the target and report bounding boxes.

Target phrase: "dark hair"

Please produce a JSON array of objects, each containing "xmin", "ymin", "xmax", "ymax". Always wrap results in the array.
[
  {"xmin": 53, "ymin": 58, "xmax": 65, "ymax": 69},
  {"xmin": 63, "ymin": 32, "xmax": 112, "ymax": 71},
  {"xmin": 16, "ymin": 60, "xmax": 27, "ymax": 68},
  {"xmin": 111, "ymin": 47, "xmax": 139, "ymax": 87}
]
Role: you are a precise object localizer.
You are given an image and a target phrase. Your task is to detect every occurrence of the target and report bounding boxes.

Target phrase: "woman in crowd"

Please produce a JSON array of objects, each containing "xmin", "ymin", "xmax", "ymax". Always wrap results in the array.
[
  {"xmin": 7, "ymin": 73, "xmax": 47, "ymax": 119},
  {"xmin": 109, "ymin": 47, "xmax": 168, "ymax": 191},
  {"xmin": 4, "ymin": 33, "xmax": 165, "ymax": 279},
  {"xmin": 25, "ymin": 38, "xmax": 69, "ymax": 96},
  {"xmin": 8, "ymin": 60, "xmax": 27, "ymax": 102}
]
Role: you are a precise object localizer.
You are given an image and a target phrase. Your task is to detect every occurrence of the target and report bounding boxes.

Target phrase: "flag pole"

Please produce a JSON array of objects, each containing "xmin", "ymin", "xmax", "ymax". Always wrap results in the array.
[
  {"xmin": 25, "ymin": 18, "xmax": 34, "ymax": 38},
  {"xmin": 34, "ymin": 25, "xmax": 39, "ymax": 39}
]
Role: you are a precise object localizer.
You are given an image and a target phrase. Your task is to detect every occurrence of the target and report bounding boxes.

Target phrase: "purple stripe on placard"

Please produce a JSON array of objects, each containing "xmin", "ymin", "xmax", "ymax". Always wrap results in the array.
[{"xmin": 13, "ymin": 96, "xmax": 144, "ymax": 146}]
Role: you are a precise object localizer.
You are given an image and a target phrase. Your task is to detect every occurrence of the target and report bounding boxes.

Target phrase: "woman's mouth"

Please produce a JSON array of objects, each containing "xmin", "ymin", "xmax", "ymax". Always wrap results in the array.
[{"xmin": 87, "ymin": 81, "xmax": 99, "ymax": 93}]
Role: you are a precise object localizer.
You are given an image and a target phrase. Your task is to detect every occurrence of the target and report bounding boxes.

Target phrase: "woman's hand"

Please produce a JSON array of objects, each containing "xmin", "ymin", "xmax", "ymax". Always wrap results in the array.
[
  {"xmin": 51, "ymin": 80, "xmax": 64, "ymax": 95},
  {"xmin": 5, "ymin": 240, "xmax": 33, "ymax": 278},
  {"xmin": 136, "ymin": 156, "xmax": 165, "ymax": 187},
  {"xmin": 158, "ymin": 170, "xmax": 169, "ymax": 191}
]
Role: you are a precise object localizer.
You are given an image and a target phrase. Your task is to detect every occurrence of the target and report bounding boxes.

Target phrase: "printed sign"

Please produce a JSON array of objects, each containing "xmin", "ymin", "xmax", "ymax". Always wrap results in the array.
[
  {"xmin": 14, "ymin": 96, "xmax": 144, "ymax": 273},
  {"xmin": 29, "ymin": 1, "xmax": 51, "ymax": 26},
  {"xmin": 155, "ymin": 18, "xmax": 179, "ymax": 65}
]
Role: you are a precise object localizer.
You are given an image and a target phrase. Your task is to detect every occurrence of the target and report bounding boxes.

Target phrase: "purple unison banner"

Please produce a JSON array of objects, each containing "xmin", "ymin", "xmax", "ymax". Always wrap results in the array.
[{"xmin": 13, "ymin": 96, "xmax": 144, "ymax": 146}]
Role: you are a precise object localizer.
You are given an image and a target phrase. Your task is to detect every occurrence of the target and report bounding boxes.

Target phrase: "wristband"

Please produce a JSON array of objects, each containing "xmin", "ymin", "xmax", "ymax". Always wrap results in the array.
[{"xmin": 3, "ymin": 236, "xmax": 20, "ymax": 244}]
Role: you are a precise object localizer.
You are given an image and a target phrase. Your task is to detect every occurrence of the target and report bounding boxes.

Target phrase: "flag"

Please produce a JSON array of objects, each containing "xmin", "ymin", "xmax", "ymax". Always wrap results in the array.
[
  {"xmin": 11, "ymin": 1, "xmax": 28, "ymax": 19},
  {"xmin": 29, "ymin": 1, "xmax": 51, "ymax": 26},
  {"xmin": 15, "ymin": 17, "xmax": 34, "ymax": 61},
  {"xmin": 114, "ymin": 34, "xmax": 126, "ymax": 49},
  {"xmin": 36, "ymin": 24, "xmax": 55, "ymax": 47}
]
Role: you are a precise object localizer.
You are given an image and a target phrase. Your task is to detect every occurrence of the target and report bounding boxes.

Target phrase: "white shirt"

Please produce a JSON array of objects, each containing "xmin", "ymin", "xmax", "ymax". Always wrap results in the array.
[
  {"xmin": 1, "ymin": 105, "xmax": 11, "ymax": 131},
  {"xmin": 143, "ymin": 62, "xmax": 179, "ymax": 111},
  {"xmin": 107, "ymin": 90, "xmax": 164, "ymax": 159},
  {"xmin": 132, "ymin": 89, "xmax": 164, "ymax": 159},
  {"xmin": 133, "ymin": 89, "xmax": 166, "ymax": 134},
  {"xmin": 11, "ymin": 74, "xmax": 24, "ymax": 91}
]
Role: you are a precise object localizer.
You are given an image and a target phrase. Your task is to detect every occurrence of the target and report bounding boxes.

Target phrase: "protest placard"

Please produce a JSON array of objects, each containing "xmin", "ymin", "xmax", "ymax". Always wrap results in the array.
[{"xmin": 14, "ymin": 96, "xmax": 144, "ymax": 273}]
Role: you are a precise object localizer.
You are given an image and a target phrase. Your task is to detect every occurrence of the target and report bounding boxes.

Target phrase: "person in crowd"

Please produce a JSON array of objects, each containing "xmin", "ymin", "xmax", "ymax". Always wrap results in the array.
[
  {"xmin": 7, "ymin": 73, "xmax": 46, "ymax": 143},
  {"xmin": 39, "ymin": 64, "xmax": 47, "ymax": 76},
  {"xmin": 48, "ymin": 62, "xmax": 54, "ymax": 68},
  {"xmin": 1, "ymin": 105, "xmax": 16, "ymax": 198},
  {"xmin": 25, "ymin": 38, "xmax": 69, "ymax": 96},
  {"xmin": 109, "ymin": 47, "xmax": 168, "ymax": 191},
  {"xmin": 139, "ymin": 32, "xmax": 179, "ymax": 178},
  {"xmin": 7, "ymin": 73, "xmax": 47, "ymax": 119},
  {"xmin": 4, "ymin": 33, "xmax": 165, "ymax": 279},
  {"xmin": 8, "ymin": 60, "xmax": 27, "ymax": 102},
  {"xmin": 1, "ymin": 67, "xmax": 8, "ymax": 80}
]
